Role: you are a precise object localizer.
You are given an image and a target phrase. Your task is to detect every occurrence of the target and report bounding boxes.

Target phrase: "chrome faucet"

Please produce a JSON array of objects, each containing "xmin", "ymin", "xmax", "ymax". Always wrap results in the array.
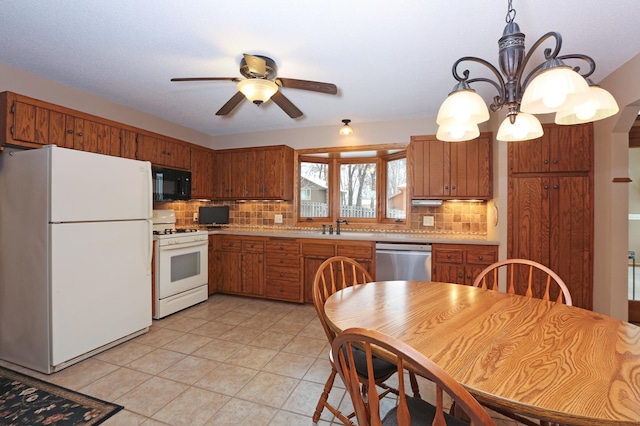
[{"xmin": 336, "ymin": 219, "xmax": 348, "ymax": 235}]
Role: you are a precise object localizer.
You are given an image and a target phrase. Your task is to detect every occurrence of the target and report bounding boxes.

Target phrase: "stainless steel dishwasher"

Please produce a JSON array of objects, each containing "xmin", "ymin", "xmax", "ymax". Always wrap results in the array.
[{"xmin": 375, "ymin": 242, "xmax": 432, "ymax": 281}]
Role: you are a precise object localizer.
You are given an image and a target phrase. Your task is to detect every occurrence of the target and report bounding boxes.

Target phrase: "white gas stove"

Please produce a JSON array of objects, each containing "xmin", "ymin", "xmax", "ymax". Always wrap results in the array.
[
  {"xmin": 151, "ymin": 210, "xmax": 208, "ymax": 318},
  {"xmin": 152, "ymin": 210, "xmax": 209, "ymax": 242}
]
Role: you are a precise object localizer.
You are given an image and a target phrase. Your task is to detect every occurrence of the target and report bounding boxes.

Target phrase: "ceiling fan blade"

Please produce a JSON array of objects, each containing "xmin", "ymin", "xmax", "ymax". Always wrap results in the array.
[
  {"xmin": 243, "ymin": 54, "xmax": 267, "ymax": 77},
  {"xmin": 271, "ymin": 91, "xmax": 303, "ymax": 118},
  {"xmin": 276, "ymin": 78, "xmax": 337, "ymax": 95},
  {"xmin": 215, "ymin": 91, "xmax": 246, "ymax": 116},
  {"xmin": 171, "ymin": 77, "xmax": 240, "ymax": 82}
]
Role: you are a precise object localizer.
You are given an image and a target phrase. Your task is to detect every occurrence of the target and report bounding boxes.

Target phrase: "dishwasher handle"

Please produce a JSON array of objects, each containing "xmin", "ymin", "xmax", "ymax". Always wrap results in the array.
[{"xmin": 375, "ymin": 242, "xmax": 432, "ymax": 252}]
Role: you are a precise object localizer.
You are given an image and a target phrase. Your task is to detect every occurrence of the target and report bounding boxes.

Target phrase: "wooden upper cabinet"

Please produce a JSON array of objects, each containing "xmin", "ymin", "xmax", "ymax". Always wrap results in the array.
[
  {"xmin": 214, "ymin": 145, "xmax": 294, "ymax": 200},
  {"xmin": 191, "ymin": 148, "xmax": 215, "ymax": 199},
  {"xmin": 410, "ymin": 133, "xmax": 492, "ymax": 200},
  {"xmin": 136, "ymin": 134, "xmax": 191, "ymax": 170},
  {"xmin": 509, "ymin": 123, "xmax": 593, "ymax": 174}
]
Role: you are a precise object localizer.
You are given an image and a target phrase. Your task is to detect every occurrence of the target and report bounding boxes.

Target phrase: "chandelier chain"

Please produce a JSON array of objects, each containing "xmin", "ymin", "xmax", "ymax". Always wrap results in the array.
[{"xmin": 505, "ymin": 0, "xmax": 516, "ymax": 24}]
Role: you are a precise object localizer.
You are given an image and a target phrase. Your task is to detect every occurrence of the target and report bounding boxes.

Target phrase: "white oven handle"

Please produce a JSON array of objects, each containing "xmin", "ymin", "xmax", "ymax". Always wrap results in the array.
[{"xmin": 159, "ymin": 240, "xmax": 207, "ymax": 251}]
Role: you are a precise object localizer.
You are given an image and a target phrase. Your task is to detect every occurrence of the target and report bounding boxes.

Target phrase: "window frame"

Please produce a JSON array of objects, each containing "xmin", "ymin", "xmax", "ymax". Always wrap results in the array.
[{"xmin": 296, "ymin": 144, "xmax": 408, "ymax": 227}]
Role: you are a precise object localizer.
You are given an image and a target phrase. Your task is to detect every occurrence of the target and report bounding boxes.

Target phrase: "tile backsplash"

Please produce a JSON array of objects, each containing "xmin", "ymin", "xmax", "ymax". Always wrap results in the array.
[{"xmin": 155, "ymin": 200, "xmax": 487, "ymax": 236}]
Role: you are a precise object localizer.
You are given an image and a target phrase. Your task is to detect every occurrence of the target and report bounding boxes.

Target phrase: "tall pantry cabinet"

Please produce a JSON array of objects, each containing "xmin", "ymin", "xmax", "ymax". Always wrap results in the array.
[{"xmin": 508, "ymin": 123, "xmax": 593, "ymax": 309}]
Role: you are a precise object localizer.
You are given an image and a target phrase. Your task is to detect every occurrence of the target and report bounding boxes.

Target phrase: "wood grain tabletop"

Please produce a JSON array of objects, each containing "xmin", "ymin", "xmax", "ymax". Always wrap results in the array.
[{"xmin": 323, "ymin": 281, "xmax": 640, "ymax": 426}]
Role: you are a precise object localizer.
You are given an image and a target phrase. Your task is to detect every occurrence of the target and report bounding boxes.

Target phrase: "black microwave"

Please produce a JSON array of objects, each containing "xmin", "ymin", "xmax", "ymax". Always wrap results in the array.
[{"xmin": 152, "ymin": 167, "xmax": 191, "ymax": 201}]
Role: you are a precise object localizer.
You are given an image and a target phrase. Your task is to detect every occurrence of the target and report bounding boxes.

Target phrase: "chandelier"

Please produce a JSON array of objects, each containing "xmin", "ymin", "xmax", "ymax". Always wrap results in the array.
[{"xmin": 436, "ymin": 0, "xmax": 618, "ymax": 142}]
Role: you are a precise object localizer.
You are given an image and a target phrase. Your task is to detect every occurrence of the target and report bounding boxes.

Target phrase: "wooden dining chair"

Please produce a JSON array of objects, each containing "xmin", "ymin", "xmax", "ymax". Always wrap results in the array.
[
  {"xmin": 473, "ymin": 258, "xmax": 572, "ymax": 306},
  {"xmin": 334, "ymin": 327, "xmax": 496, "ymax": 426},
  {"xmin": 472, "ymin": 259, "xmax": 570, "ymax": 426},
  {"xmin": 311, "ymin": 256, "xmax": 420, "ymax": 425}
]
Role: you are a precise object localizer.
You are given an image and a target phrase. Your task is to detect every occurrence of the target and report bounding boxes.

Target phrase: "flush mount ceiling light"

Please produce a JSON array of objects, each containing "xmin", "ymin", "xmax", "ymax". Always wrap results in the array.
[
  {"xmin": 237, "ymin": 78, "xmax": 279, "ymax": 105},
  {"xmin": 436, "ymin": 0, "xmax": 618, "ymax": 143},
  {"xmin": 339, "ymin": 119, "xmax": 354, "ymax": 136}
]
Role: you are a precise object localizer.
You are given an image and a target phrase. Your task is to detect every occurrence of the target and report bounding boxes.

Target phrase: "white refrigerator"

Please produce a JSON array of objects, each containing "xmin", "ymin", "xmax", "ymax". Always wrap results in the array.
[{"xmin": 0, "ymin": 145, "xmax": 153, "ymax": 373}]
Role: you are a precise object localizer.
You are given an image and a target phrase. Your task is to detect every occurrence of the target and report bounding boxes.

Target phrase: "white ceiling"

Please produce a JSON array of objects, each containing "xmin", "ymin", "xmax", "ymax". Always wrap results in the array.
[{"xmin": 0, "ymin": 1, "xmax": 638, "ymax": 137}]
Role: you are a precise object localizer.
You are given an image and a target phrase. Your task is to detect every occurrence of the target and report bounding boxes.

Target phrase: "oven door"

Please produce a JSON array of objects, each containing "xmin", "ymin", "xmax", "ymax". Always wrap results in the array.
[{"xmin": 157, "ymin": 239, "xmax": 208, "ymax": 299}]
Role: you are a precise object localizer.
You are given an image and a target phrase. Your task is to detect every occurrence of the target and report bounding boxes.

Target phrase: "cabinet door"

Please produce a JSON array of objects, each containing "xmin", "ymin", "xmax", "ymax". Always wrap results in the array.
[
  {"xmin": 433, "ymin": 264, "xmax": 465, "ymax": 284},
  {"xmin": 49, "ymin": 110, "xmax": 73, "ymax": 148},
  {"xmin": 219, "ymin": 251, "xmax": 242, "ymax": 293},
  {"xmin": 549, "ymin": 176, "xmax": 592, "ymax": 309},
  {"xmin": 191, "ymin": 149, "xmax": 215, "ymax": 199},
  {"xmin": 208, "ymin": 235, "xmax": 220, "ymax": 295},
  {"xmin": 508, "ymin": 177, "xmax": 551, "ymax": 265},
  {"xmin": 11, "ymin": 100, "xmax": 50, "ymax": 145},
  {"xmin": 121, "ymin": 129, "xmax": 137, "ymax": 159},
  {"xmin": 450, "ymin": 134, "xmax": 492, "ymax": 198},
  {"xmin": 411, "ymin": 135, "xmax": 449, "ymax": 198},
  {"xmin": 509, "ymin": 123, "xmax": 592, "ymax": 174},
  {"xmin": 244, "ymin": 150, "xmax": 264, "ymax": 199},
  {"xmin": 303, "ymin": 257, "xmax": 329, "ymax": 303},
  {"xmin": 241, "ymin": 253, "xmax": 265, "ymax": 296}
]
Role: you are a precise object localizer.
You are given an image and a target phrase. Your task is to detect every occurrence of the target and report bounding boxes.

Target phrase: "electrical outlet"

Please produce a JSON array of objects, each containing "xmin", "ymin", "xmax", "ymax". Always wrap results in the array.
[
  {"xmin": 274, "ymin": 214, "xmax": 283, "ymax": 224},
  {"xmin": 193, "ymin": 212, "xmax": 198, "ymax": 222},
  {"xmin": 423, "ymin": 215, "xmax": 434, "ymax": 226}
]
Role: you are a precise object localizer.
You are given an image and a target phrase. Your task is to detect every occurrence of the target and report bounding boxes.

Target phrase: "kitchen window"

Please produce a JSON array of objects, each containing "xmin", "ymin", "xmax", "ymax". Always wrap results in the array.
[{"xmin": 298, "ymin": 145, "xmax": 407, "ymax": 225}]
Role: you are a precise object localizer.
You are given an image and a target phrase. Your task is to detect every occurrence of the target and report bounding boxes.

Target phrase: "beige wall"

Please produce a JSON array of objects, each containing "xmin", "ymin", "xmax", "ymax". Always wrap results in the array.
[
  {"xmin": 593, "ymin": 53, "xmax": 640, "ymax": 320},
  {"xmin": 629, "ymin": 147, "xmax": 640, "ymax": 256}
]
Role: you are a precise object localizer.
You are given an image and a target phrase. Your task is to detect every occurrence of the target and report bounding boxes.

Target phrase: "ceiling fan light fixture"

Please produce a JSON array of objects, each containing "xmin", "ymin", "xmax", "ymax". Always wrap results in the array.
[
  {"xmin": 237, "ymin": 78, "xmax": 278, "ymax": 105},
  {"xmin": 339, "ymin": 119, "xmax": 354, "ymax": 136},
  {"xmin": 496, "ymin": 112, "xmax": 543, "ymax": 142}
]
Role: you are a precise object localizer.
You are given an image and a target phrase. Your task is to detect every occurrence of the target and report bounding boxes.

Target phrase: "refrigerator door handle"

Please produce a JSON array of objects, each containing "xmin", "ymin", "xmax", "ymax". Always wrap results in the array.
[{"xmin": 146, "ymin": 219, "xmax": 153, "ymax": 276}]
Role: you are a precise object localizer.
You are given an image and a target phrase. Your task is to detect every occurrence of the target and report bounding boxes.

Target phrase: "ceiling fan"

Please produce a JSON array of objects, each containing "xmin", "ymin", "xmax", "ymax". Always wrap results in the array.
[{"xmin": 170, "ymin": 54, "xmax": 338, "ymax": 118}]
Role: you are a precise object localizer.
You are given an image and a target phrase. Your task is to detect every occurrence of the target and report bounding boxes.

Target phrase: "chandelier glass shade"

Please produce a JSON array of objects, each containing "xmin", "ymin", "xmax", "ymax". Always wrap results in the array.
[
  {"xmin": 436, "ymin": 122, "xmax": 480, "ymax": 142},
  {"xmin": 237, "ymin": 78, "xmax": 278, "ymax": 104},
  {"xmin": 436, "ymin": 0, "xmax": 618, "ymax": 143},
  {"xmin": 496, "ymin": 112, "xmax": 543, "ymax": 142}
]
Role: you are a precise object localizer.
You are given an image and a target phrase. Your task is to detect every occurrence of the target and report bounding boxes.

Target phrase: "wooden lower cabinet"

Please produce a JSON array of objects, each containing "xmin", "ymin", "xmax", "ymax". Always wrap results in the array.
[
  {"xmin": 265, "ymin": 238, "xmax": 302, "ymax": 302},
  {"xmin": 302, "ymin": 239, "xmax": 375, "ymax": 303},
  {"xmin": 208, "ymin": 235, "xmax": 219, "ymax": 294},
  {"xmin": 432, "ymin": 243, "xmax": 498, "ymax": 285}
]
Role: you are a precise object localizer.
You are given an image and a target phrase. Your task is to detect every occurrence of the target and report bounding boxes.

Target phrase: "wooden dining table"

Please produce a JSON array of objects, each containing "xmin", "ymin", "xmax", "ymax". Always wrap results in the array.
[{"xmin": 323, "ymin": 281, "xmax": 640, "ymax": 426}]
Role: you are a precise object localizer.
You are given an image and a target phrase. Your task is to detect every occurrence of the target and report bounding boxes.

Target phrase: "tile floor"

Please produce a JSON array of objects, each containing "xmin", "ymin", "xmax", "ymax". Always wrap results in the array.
[{"xmin": 1, "ymin": 294, "xmax": 520, "ymax": 425}]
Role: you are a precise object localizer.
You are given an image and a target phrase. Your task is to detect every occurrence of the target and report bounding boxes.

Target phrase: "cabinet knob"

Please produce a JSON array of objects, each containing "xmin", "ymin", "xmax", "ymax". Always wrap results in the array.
[
  {"xmin": 544, "ymin": 159, "xmax": 549, "ymax": 164},
  {"xmin": 445, "ymin": 185, "xmax": 449, "ymax": 190},
  {"xmin": 280, "ymin": 259, "xmax": 284, "ymax": 263},
  {"xmin": 458, "ymin": 272, "xmax": 463, "ymax": 278},
  {"xmin": 77, "ymin": 132, "xmax": 83, "ymax": 137},
  {"xmin": 452, "ymin": 186, "xmax": 456, "ymax": 190},
  {"xmin": 553, "ymin": 160, "xmax": 558, "ymax": 164},
  {"xmin": 544, "ymin": 185, "xmax": 549, "ymax": 189},
  {"xmin": 466, "ymin": 274, "xmax": 471, "ymax": 279},
  {"xmin": 447, "ymin": 254, "xmax": 452, "ymax": 259},
  {"xmin": 553, "ymin": 185, "xmax": 559, "ymax": 189},
  {"xmin": 280, "ymin": 272, "xmax": 284, "ymax": 277},
  {"xmin": 67, "ymin": 129, "xmax": 74, "ymax": 134},
  {"xmin": 478, "ymin": 255, "xmax": 483, "ymax": 260}
]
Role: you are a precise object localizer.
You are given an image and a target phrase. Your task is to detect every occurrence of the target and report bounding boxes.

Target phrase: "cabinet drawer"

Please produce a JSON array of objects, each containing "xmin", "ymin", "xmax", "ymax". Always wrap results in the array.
[
  {"xmin": 465, "ymin": 246, "xmax": 497, "ymax": 265},
  {"xmin": 220, "ymin": 237, "xmax": 242, "ymax": 252},
  {"xmin": 266, "ymin": 239, "xmax": 300, "ymax": 255},
  {"xmin": 434, "ymin": 249, "xmax": 464, "ymax": 264},
  {"xmin": 266, "ymin": 267, "xmax": 300, "ymax": 281},
  {"xmin": 337, "ymin": 243, "xmax": 373, "ymax": 259},
  {"xmin": 301, "ymin": 243, "xmax": 336, "ymax": 257},
  {"xmin": 242, "ymin": 240, "xmax": 265, "ymax": 253},
  {"xmin": 266, "ymin": 280, "xmax": 301, "ymax": 302},
  {"xmin": 266, "ymin": 255, "xmax": 300, "ymax": 268}
]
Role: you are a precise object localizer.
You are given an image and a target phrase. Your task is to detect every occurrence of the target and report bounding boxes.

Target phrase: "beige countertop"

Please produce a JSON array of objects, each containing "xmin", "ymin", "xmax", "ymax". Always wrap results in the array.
[{"xmin": 206, "ymin": 228, "xmax": 498, "ymax": 245}]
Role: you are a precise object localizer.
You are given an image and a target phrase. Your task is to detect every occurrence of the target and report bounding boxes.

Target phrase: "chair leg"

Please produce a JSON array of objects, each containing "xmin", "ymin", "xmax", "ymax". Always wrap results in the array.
[
  {"xmin": 408, "ymin": 371, "xmax": 421, "ymax": 398},
  {"xmin": 313, "ymin": 365, "xmax": 355, "ymax": 426}
]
